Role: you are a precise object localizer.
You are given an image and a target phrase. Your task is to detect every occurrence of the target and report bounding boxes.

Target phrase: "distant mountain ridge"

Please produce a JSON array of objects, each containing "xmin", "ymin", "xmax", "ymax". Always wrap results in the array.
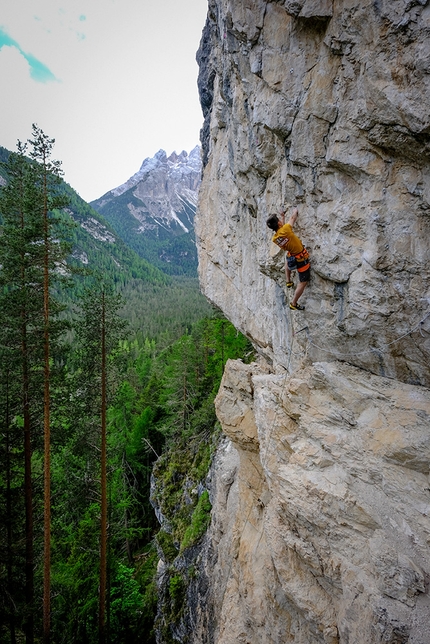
[{"xmin": 91, "ymin": 146, "xmax": 202, "ymax": 275}]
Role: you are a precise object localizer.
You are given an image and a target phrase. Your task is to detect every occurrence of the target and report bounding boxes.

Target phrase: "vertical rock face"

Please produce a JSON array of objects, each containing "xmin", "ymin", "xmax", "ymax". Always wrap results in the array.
[
  {"xmin": 207, "ymin": 360, "xmax": 430, "ymax": 644},
  {"xmin": 195, "ymin": 0, "xmax": 430, "ymax": 383},
  {"xmin": 190, "ymin": 1, "xmax": 430, "ymax": 643}
]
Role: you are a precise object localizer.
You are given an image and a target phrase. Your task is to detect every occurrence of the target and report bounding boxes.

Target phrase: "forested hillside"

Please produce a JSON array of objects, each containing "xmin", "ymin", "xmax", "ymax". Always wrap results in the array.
[
  {"xmin": 0, "ymin": 144, "xmax": 212, "ymax": 340},
  {"xmin": 0, "ymin": 131, "xmax": 253, "ymax": 643},
  {"xmin": 92, "ymin": 187, "xmax": 198, "ymax": 276},
  {"xmin": 61, "ymin": 184, "xmax": 212, "ymax": 340},
  {"xmin": 1, "ymin": 144, "xmax": 165, "ymax": 288}
]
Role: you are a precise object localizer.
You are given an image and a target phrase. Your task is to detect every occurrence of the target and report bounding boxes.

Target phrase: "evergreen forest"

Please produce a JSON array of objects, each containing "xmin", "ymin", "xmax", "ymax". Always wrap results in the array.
[{"xmin": 0, "ymin": 129, "xmax": 254, "ymax": 643}]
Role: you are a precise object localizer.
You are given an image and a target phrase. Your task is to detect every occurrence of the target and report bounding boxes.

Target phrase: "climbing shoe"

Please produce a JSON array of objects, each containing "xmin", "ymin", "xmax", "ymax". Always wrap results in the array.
[
  {"xmin": 286, "ymin": 282, "xmax": 294, "ymax": 288},
  {"xmin": 290, "ymin": 302, "xmax": 305, "ymax": 311}
]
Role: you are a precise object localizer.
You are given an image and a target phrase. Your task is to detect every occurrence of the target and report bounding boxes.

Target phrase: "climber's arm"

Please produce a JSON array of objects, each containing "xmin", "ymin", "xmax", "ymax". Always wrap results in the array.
[{"xmin": 288, "ymin": 206, "xmax": 298, "ymax": 227}]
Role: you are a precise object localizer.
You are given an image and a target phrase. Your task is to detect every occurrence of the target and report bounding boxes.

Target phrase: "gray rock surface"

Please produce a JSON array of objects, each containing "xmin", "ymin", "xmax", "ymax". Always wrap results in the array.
[
  {"xmin": 195, "ymin": 0, "xmax": 430, "ymax": 385},
  {"xmin": 189, "ymin": 1, "xmax": 430, "ymax": 642},
  {"xmin": 205, "ymin": 359, "xmax": 430, "ymax": 644}
]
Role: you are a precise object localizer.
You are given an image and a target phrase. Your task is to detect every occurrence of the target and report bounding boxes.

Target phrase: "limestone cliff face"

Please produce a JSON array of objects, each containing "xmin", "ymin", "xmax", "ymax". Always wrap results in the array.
[
  {"xmin": 196, "ymin": 0, "xmax": 430, "ymax": 384},
  {"xmin": 190, "ymin": 1, "xmax": 430, "ymax": 643}
]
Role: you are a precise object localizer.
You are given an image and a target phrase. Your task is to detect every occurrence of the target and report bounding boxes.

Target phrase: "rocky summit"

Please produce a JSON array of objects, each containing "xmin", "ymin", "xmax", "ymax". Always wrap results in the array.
[
  {"xmin": 158, "ymin": 1, "xmax": 430, "ymax": 643},
  {"xmin": 91, "ymin": 146, "xmax": 201, "ymax": 274}
]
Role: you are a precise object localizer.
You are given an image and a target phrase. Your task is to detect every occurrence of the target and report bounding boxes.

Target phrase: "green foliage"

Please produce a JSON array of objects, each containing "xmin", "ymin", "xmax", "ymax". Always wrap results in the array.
[
  {"xmin": 146, "ymin": 312, "xmax": 253, "ymax": 640},
  {"xmin": 0, "ymin": 145, "xmax": 9, "ymax": 177},
  {"xmin": 120, "ymin": 276, "xmax": 212, "ymax": 343},
  {"xmin": 191, "ymin": 439, "xmax": 213, "ymax": 483},
  {"xmin": 0, "ymin": 137, "xmax": 255, "ymax": 643},
  {"xmin": 135, "ymin": 543, "xmax": 158, "ymax": 644},
  {"xmin": 51, "ymin": 503, "xmax": 100, "ymax": 641},
  {"xmin": 0, "ymin": 144, "xmax": 211, "ymax": 346},
  {"xmin": 63, "ymin": 186, "xmax": 168, "ymax": 288},
  {"xmin": 150, "ymin": 313, "xmax": 253, "ymax": 553},
  {"xmin": 109, "ymin": 564, "xmax": 145, "ymax": 641},
  {"xmin": 0, "ymin": 129, "xmax": 74, "ymax": 641},
  {"xmin": 51, "ymin": 512, "xmax": 156, "ymax": 644},
  {"xmin": 181, "ymin": 490, "xmax": 212, "ymax": 551},
  {"xmin": 168, "ymin": 574, "xmax": 185, "ymax": 619},
  {"xmin": 156, "ymin": 531, "xmax": 178, "ymax": 564}
]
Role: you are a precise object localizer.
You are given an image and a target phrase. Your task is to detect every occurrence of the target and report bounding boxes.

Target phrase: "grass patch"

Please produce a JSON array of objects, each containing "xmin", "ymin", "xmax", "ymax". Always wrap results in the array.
[
  {"xmin": 181, "ymin": 491, "xmax": 212, "ymax": 552},
  {"xmin": 169, "ymin": 574, "xmax": 185, "ymax": 619}
]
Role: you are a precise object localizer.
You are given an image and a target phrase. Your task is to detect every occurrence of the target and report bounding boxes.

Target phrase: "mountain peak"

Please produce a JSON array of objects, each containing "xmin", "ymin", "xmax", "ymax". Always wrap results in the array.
[
  {"xmin": 90, "ymin": 146, "xmax": 202, "ymax": 275},
  {"xmin": 106, "ymin": 147, "xmax": 200, "ymax": 199},
  {"xmin": 167, "ymin": 150, "xmax": 186, "ymax": 164}
]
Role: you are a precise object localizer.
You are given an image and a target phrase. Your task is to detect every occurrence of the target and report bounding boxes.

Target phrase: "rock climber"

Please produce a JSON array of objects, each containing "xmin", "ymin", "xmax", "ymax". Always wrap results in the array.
[{"xmin": 266, "ymin": 206, "xmax": 310, "ymax": 311}]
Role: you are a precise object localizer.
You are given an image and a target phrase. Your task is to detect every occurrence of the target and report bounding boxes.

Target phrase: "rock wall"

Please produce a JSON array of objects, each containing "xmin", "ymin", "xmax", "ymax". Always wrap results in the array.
[
  {"xmin": 196, "ymin": 0, "xmax": 430, "ymax": 384},
  {"xmin": 189, "ymin": 1, "xmax": 430, "ymax": 643}
]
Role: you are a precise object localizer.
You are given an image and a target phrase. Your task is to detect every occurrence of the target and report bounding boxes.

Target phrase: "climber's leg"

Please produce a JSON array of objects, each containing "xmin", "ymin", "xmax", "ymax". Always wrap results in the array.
[
  {"xmin": 290, "ymin": 260, "xmax": 310, "ymax": 307},
  {"xmin": 285, "ymin": 256, "xmax": 295, "ymax": 287},
  {"xmin": 291, "ymin": 281, "xmax": 307, "ymax": 307}
]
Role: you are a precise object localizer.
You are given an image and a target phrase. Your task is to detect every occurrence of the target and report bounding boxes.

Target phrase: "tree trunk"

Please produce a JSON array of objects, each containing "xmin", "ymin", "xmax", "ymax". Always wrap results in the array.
[
  {"xmin": 22, "ymin": 308, "xmax": 34, "ymax": 644},
  {"xmin": 99, "ymin": 290, "xmax": 107, "ymax": 644},
  {"xmin": 5, "ymin": 373, "xmax": 17, "ymax": 644}
]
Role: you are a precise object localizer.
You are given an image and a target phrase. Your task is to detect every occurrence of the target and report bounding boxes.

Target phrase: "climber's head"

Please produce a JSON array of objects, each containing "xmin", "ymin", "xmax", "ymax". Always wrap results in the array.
[{"xmin": 266, "ymin": 214, "xmax": 280, "ymax": 231}]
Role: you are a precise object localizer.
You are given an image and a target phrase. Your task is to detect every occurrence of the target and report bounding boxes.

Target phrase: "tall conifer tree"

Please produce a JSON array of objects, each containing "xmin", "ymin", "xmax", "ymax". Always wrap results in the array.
[
  {"xmin": 0, "ymin": 128, "xmax": 69, "ymax": 643},
  {"xmin": 74, "ymin": 285, "xmax": 126, "ymax": 644},
  {"xmin": 28, "ymin": 125, "xmax": 69, "ymax": 644},
  {"xmin": 0, "ymin": 142, "xmax": 44, "ymax": 643}
]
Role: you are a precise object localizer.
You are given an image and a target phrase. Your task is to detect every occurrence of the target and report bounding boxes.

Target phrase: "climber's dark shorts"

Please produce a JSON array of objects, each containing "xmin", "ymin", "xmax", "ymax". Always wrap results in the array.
[{"xmin": 287, "ymin": 254, "xmax": 310, "ymax": 283}]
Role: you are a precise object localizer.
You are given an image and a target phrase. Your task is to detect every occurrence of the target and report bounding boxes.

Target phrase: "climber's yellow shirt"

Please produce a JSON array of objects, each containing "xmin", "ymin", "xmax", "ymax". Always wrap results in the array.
[{"xmin": 272, "ymin": 223, "xmax": 303, "ymax": 255}]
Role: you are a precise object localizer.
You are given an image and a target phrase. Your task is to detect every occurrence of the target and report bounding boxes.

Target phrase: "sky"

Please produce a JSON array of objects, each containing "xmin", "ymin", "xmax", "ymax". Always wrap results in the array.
[{"xmin": 0, "ymin": 0, "xmax": 208, "ymax": 202}]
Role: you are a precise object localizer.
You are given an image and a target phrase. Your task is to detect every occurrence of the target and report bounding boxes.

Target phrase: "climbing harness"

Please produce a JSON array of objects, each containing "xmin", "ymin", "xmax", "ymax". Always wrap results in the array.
[{"xmin": 290, "ymin": 247, "xmax": 310, "ymax": 273}]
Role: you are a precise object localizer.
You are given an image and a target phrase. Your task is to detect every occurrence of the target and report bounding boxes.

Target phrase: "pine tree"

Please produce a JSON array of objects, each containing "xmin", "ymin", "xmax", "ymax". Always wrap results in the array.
[
  {"xmin": 0, "ymin": 128, "xmax": 70, "ymax": 643},
  {"xmin": 74, "ymin": 284, "xmax": 127, "ymax": 644},
  {"xmin": 27, "ymin": 124, "xmax": 69, "ymax": 644},
  {"xmin": 0, "ymin": 142, "xmax": 44, "ymax": 643}
]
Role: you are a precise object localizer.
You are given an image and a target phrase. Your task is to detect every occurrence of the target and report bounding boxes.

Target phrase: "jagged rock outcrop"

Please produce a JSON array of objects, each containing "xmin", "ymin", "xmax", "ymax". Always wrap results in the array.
[
  {"xmin": 210, "ymin": 359, "xmax": 430, "ymax": 644},
  {"xmin": 179, "ymin": 1, "xmax": 430, "ymax": 643}
]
